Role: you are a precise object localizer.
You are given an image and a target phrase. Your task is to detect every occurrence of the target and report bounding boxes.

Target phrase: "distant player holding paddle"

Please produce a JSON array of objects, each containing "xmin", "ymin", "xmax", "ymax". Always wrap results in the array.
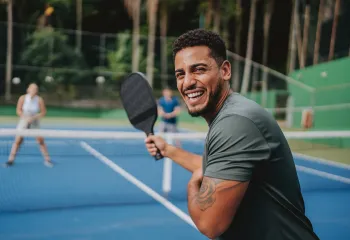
[
  {"xmin": 145, "ymin": 29, "xmax": 320, "ymax": 240},
  {"xmin": 4, "ymin": 83, "xmax": 52, "ymax": 168}
]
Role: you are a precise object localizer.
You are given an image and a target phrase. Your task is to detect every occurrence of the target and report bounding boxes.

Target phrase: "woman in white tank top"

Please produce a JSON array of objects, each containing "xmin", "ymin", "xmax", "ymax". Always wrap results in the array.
[{"xmin": 4, "ymin": 83, "xmax": 52, "ymax": 167}]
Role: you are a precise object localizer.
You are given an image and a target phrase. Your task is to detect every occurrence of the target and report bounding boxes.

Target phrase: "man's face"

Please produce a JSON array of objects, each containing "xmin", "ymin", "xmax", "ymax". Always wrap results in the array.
[{"xmin": 174, "ymin": 46, "xmax": 230, "ymax": 117}]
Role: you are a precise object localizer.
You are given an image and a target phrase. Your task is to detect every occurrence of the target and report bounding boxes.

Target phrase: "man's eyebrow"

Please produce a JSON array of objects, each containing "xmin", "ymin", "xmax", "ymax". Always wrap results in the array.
[
  {"xmin": 191, "ymin": 63, "xmax": 209, "ymax": 68},
  {"xmin": 175, "ymin": 63, "xmax": 209, "ymax": 73}
]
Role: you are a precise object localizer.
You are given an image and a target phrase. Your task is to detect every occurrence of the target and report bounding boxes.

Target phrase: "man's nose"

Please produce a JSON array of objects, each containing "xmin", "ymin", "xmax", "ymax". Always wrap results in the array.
[{"xmin": 183, "ymin": 74, "xmax": 196, "ymax": 90}]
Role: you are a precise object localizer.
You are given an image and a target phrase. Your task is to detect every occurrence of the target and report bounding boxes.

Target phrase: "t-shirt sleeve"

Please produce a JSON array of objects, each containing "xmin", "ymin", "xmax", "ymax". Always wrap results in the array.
[
  {"xmin": 173, "ymin": 97, "xmax": 180, "ymax": 107},
  {"xmin": 158, "ymin": 98, "xmax": 164, "ymax": 108},
  {"xmin": 204, "ymin": 114, "xmax": 271, "ymax": 182}
]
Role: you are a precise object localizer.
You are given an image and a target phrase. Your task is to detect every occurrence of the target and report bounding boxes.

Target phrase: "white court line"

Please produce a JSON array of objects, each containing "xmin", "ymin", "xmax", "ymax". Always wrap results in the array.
[
  {"xmin": 296, "ymin": 165, "xmax": 350, "ymax": 184},
  {"xmin": 80, "ymin": 141, "xmax": 197, "ymax": 230},
  {"xmin": 294, "ymin": 153, "xmax": 350, "ymax": 170}
]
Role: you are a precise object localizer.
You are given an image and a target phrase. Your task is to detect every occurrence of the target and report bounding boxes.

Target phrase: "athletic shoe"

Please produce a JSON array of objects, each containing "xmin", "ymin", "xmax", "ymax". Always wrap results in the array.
[
  {"xmin": 44, "ymin": 161, "xmax": 54, "ymax": 168},
  {"xmin": 3, "ymin": 161, "xmax": 14, "ymax": 168}
]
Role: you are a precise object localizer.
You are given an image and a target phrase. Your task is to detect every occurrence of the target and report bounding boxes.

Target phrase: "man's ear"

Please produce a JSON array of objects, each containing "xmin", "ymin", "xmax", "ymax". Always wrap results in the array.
[{"xmin": 221, "ymin": 60, "xmax": 231, "ymax": 82}]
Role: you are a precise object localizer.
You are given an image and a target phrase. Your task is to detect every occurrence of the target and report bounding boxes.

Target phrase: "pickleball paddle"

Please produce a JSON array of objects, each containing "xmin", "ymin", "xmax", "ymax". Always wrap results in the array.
[{"xmin": 120, "ymin": 72, "xmax": 163, "ymax": 160}]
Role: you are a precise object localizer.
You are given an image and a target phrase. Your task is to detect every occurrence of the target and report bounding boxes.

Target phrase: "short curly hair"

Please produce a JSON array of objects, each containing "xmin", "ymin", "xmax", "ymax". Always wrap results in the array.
[{"xmin": 172, "ymin": 29, "xmax": 227, "ymax": 66}]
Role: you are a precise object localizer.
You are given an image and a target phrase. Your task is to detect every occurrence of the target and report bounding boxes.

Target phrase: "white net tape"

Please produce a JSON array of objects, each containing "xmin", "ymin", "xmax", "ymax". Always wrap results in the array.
[{"xmin": 1, "ymin": 128, "xmax": 350, "ymax": 140}]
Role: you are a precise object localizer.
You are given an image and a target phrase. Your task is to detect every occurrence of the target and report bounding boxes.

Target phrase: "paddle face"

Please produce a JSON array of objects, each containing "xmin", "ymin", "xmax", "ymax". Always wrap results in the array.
[{"xmin": 120, "ymin": 72, "xmax": 163, "ymax": 160}]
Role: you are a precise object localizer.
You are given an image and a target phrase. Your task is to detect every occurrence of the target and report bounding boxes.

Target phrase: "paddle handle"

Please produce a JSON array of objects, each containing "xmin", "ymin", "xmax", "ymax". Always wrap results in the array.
[
  {"xmin": 148, "ymin": 133, "xmax": 164, "ymax": 161},
  {"xmin": 155, "ymin": 150, "xmax": 163, "ymax": 160}
]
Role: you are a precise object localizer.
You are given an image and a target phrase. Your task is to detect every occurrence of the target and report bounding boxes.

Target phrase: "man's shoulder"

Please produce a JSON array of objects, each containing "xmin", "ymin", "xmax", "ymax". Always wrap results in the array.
[
  {"xmin": 158, "ymin": 96, "xmax": 165, "ymax": 103},
  {"xmin": 172, "ymin": 96, "xmax": 180, "ymax": 102},
  {"xmin": 209, "ymin": 113, "xmax": 256, "ymax": 139},
  {"xmin": 209, "ymin": 93, "xmax": 279, "ymax": 140},
  {"xmin": 212, "ymin": 94, "xmax": 260, "ymax": 124}
]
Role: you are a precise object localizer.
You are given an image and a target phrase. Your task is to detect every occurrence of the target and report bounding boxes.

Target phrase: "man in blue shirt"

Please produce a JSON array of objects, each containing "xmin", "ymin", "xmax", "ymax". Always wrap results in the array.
[{"xmin": 158, "ymin": 87, "xmax": 181, "ymax": 134}]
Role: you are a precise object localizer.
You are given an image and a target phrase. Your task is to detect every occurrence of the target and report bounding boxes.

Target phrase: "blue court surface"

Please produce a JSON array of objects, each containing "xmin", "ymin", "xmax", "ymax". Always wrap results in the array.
[{"xmin": 0, "ymin": 125, "xmax": 349, "ymax": 240}]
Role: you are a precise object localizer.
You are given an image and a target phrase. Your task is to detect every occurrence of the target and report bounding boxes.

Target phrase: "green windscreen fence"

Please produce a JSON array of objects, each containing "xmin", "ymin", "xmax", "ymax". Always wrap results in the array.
[{"xmin": 288, "ymin": 57, "xmax": 350, "ymax": 131}]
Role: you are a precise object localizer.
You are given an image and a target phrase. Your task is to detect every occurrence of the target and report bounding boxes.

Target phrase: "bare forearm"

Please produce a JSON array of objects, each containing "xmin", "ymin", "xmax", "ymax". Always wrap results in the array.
[
  {"xmin": 166, "ymin": 145, "xmax": 202, "ymax": 172},
  {"xmin": 33, "ymin": 112, "xmax": 45, "ymax": 120},
  {"xmin": 16, "ymin": 110, "xmax": 23, "ymax": 117}
]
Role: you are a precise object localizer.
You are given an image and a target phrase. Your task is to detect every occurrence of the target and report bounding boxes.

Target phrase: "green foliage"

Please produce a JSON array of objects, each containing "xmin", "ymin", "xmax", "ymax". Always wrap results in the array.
[
  {"xmin": 198, "ymin": 0, "xmax": 209, "ymax": 14},
  {"xmin": 221, "ymin": 0, "xmax": 240, "ymax": 19},
  {"xmin": 99, "ymin": 31, "xmax": 159, "ymax": 81},
  {"xmin": 198, "ymin": 0, "xmax": 240, "ymax": 23},
  {"xmin": 20, "ymin": 28, "xmax": 88, "ymax": 86}
]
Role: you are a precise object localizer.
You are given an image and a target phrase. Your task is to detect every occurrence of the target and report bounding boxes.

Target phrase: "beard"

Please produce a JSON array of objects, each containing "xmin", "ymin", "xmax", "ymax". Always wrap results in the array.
[{"xmin": 187, "ymin": 80, "xmax": 223, "ymax": 117}]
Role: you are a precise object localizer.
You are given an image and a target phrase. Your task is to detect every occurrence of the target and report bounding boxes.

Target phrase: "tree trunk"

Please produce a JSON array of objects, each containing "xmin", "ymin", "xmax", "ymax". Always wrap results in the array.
[
  {"xmin": 76, "ymin": 0, "xmax": 82, "ymax": 52},
  {"xmin": 313, "ymin": 0, "xmax": 324, "ymax": 65},
  {"xmin": 205, "ymin": 0, "xmax": 213, "ymax": 29},
  {"xmin": 160, "ymin": 2, "xmax": 168, "ymax": 88},
  {"xmin": 222, "ymin": 24, "xmax": 229, "ymax": 48},
  {"xmin": 302, "ymin": 3, "xmax": 310, "ymax": 67},
  {"xmin": 212, "ymin": 0, "xmax": 221, "ymax": 33},
  {"xmin": 328, "ymin": 0, "xmax": 340, "ymax": 61},
  {"xmin": 124, "ymin": 0, "xmax": 141, "ymax": 72},
  {"xmin": 132, "ymin": 0, "xmax": 140, "ymax": 72},
  {"xmin": 241, "ymin": 0, "xmax": 257, "ymax": 94},
  {"xmin": 146, "ymin": 0, "xmax": 159, "ymax": 87},
  {"xmin": 294, "ymin": 0, "xmax": 304, "ymax": 68},
  {"xmin": 232, "ymin": 0, "xmax": 242, "ymax": 92},
  {"xmin": 5, "ymin": 0, "xmax": 13, "ymax": 101},
  {"xmin": 288, "ymin": 0, "xmax": 298, "ymax": 73},
  {"xmin": 261, "ymin": 0, "xmax": 274, "ymax": 107}
]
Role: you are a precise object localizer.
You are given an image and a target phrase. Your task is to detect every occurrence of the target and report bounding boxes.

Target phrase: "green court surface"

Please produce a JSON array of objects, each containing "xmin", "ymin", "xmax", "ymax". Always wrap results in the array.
[{"xmin": 0, "ymin": 116, "xmax": 349, "ymax": 165}]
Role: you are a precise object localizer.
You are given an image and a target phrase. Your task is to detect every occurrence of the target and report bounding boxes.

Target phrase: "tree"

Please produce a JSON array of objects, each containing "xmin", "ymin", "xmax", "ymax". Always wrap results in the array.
[
  {"xmin": 160, "ymin": 0, "xmax": 169, "ymax": 88},
  {"xmin": 20, "ymin": 29, "xmax": 87, "ymax": 86},
  {"xmin": 159, "ymin": 0, "xmax": 186, "ymax": 88},
  {"xmin": 76, "ymin": 0, "xmax": 82, "ymax": 52},
  {"xmin": 313, "ymin": 0, "xmax": 324, "ymax": 65},
  {"xmin": 102, "ymin": 31, "xmax": 148, "ymax": 80},
  {"xmin": 124, "ymin": 0, "xmax": 141, "ymax": 72},
  {"xmin": 212, "ymin": 0, "xmax": 221, "ymax": 33},
  {"xmin": 146, "ymin": 0, "xmax": 159, "ymax": 87},
  {"xmin": 328, "ymin": 0, "xmax": 340, "ymax": 61},
  {"xmin": 287, "ymin": 0, "xmax": 299, "ymax": 73},
  {"xmin": 3, "ymin": 0, "xmax": 13, "ymax": 101},
  {"xmin": 205, "ymin": 0, "xmax": 214, "ymax": 29},
  {"xmin": 220, "ymin": 0, "xmax": 237, "ymax": 47},
  {"xmin": 241, "ymin": 0, "xmax": 258, "ymax": 94},
  {"xmin": 302, "ymin": 1, "xmax": 310, "ymax": 67},
  {"xmin": 261, "ymin": 0, "xmax": 274, "ymax": 107},
  {"xmin": 232, "ymin": 0, "xmax": 242, "ymax": 92},
  {"xmin": 45, "ymin": 0, "xmax": 71, "ymax": 27}
]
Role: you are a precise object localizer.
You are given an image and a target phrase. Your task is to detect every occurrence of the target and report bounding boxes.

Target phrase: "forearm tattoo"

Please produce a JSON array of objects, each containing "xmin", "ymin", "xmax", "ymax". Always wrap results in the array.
[{"xmin": 195, "ymin": 178, "xmax": 223, "ymax": 211}]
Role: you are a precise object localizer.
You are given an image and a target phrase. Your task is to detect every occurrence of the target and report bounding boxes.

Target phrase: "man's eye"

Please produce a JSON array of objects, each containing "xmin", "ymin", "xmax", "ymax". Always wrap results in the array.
[
  {"xmin": 176, "ymin": 73, "xmax": 184, "ymax": 79},
  {"xmin": 195, "ymin": 68, "xmax": 206, "ymax": 72}
]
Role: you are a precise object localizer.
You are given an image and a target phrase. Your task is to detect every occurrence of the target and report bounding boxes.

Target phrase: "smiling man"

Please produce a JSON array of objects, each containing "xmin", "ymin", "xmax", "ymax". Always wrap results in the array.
[{"xmin": 145, "ymin": 29, "xmax": 319, "ymax": 240}]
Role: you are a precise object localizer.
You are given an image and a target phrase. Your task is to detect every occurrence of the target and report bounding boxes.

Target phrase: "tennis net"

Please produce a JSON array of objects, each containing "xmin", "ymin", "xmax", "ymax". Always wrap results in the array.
[{"xmin": 0, "ymin": 128, "xmax": 349, "ymax": 213}]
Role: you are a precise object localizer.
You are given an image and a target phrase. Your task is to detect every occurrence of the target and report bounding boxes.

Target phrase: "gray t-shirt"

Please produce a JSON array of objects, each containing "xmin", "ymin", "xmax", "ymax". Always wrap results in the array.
[{"xmin": 203, "ymin": 93, "xmax": 319, "ymax": 240}]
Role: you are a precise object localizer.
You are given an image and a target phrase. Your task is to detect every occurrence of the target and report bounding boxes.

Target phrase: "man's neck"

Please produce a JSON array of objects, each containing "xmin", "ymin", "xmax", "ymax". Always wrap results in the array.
[{"xmin": 203, "ymin": 88, "xmax": 232, "ymax": 124}]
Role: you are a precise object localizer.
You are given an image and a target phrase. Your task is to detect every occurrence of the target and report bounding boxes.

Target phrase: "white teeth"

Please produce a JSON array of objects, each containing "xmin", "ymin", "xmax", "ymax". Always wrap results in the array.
[{"xmin": 187, "ymin": 92, "xmax": 203, "ymax": 98}]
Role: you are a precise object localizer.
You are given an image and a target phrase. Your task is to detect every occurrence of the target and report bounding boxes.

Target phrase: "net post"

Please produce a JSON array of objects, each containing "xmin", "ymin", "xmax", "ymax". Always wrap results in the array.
[{"xmin": 162, "ymin": 134, "xmax": 173, "ymax": 197}]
